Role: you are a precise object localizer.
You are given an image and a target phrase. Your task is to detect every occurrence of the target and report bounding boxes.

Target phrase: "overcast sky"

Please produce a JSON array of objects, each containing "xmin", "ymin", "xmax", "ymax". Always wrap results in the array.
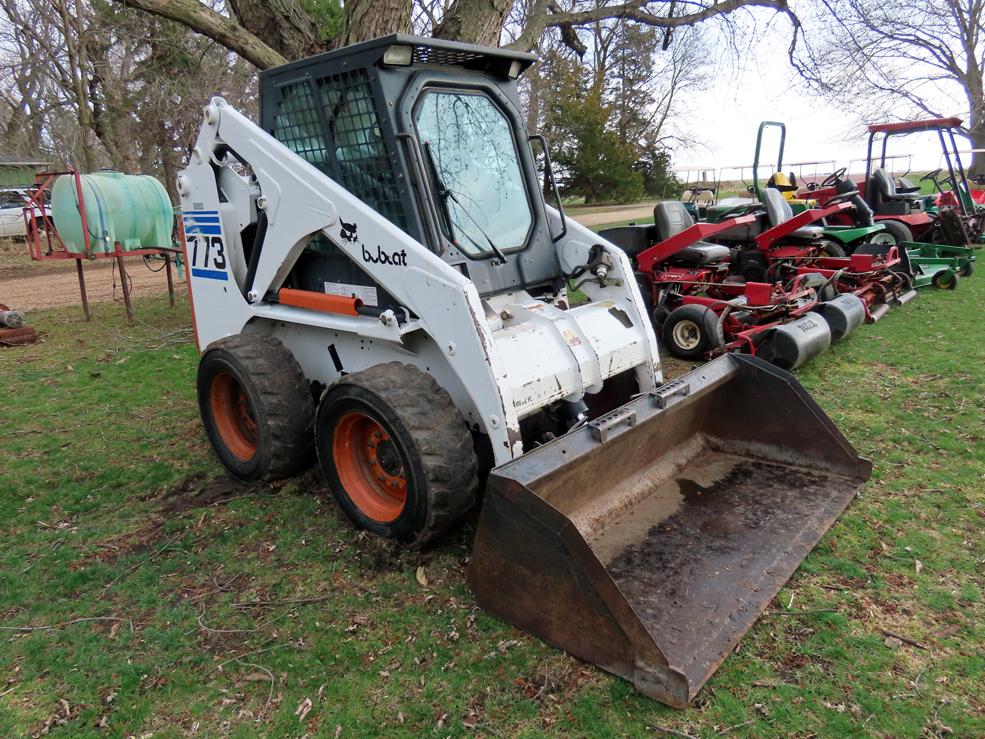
[{"xmin": 675, "ymin": 13, "xmax": 974, "ymax": 180}]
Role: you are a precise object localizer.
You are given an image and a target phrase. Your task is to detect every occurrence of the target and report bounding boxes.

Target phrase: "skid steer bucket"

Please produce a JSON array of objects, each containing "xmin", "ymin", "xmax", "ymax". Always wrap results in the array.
[{"xmin": 468, "ymin": 354, "xmax": 871, "ymax": 708}]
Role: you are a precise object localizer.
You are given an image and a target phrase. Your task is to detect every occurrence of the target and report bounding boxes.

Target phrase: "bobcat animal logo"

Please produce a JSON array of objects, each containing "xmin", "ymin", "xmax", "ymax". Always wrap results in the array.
[{"xmin": 340, "ymin": 220, "xmax": 358, "ymax": 243}]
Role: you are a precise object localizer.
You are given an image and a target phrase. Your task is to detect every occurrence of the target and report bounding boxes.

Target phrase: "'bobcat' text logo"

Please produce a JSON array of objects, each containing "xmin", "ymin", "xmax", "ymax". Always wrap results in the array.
[{"xmin": 362, "ymin": 244, "xmax": 408, "ymax": 267}]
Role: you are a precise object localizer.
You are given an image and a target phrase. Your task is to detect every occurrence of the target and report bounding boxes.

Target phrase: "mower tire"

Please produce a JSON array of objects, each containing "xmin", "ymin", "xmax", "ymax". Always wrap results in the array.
[
  {"xmin": 877, "ymin": 220, "xmax": 913, "ymax": 245},
  {"xmin": 316, "ymin": 362, "xmax": 479, "ymax": 549},
  {"xmin": 661, "ymin": 304, "xmax": 722, "ymax": 361},
  {"xmin": 198, "ymin": 334, "xmax": 315, "ymax": 483},
  {"xmin": 959, "ymin": 260, "xmax": 975, "ymax": 277},
  {"xmin": 734, "ymin": 250, "xmax": 768, "ymax": 282},
  {"xmin": 634, "ymin": 271, "xmax": 656, "ymax": 323},
  {"xmin": 817, "ymin": 240, "xmax": 847, "ymax": 258},
  {"xmin": 932, "ymin": 269, "xmax": 959, "ymax": 290}
]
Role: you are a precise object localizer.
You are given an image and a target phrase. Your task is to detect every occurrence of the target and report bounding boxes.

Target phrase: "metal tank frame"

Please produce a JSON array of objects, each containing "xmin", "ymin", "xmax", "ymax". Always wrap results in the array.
[{"xmin": 23, "ymin": 169, "xmax": 183, "ymax": 323}]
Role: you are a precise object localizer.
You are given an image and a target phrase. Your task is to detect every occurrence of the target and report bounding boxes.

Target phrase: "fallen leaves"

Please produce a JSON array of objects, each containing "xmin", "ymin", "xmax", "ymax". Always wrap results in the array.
[
  {"xmin": 34, "ymin": 698, "xmax": 76, "ymax": 736},
  {"xmin": 295, "ymin": 696, "xmax": 313, "ymax": 722},
  {"xmin": 239, "ymin": 672, "xmax": 271, "ymax": 683},
  {"xmin": 415, "ymin": 566, "xmax": 428, "ymax": 588},
  {"xmin": 486, "ymin": 639, "xmax": 520, "ymax": 658}
]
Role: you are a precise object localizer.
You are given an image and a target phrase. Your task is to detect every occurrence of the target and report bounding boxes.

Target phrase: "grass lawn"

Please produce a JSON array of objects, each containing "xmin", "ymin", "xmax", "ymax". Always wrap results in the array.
[{"xmin": 0, "ymin": 277, "xmax": 983, "ymax": 737}]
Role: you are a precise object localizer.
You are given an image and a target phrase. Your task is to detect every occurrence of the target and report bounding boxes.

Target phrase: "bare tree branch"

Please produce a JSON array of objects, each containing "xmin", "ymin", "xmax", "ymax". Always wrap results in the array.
[{"xmin": 116, "ymin": 0, "xmax": 287, "ymax": 68}]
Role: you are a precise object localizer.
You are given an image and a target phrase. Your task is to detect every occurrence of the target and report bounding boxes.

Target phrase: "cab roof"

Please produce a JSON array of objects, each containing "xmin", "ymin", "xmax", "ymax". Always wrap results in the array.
[{"xmin": 262, "ymin": 34, "xmax": 537, "ymax": 81}]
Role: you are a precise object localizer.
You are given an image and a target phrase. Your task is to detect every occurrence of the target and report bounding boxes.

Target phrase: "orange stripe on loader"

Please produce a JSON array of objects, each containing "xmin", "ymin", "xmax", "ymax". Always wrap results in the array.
[{"xmin": 278, "ymin": 288, "xmax": 362, "ymax": 316}]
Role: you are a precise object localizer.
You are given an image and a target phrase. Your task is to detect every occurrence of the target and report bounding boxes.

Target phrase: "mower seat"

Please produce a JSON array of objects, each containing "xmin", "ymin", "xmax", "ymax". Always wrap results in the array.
[
  {"xmin": 896, "ymin": 176, "xmax": 921, "ymax": 194},
  {"xmin": 652, "ymin": 201, "xmax": 730, "ymax": 265},
  {"xmin": 763, "ymin": 188, "xmax": 828, "ymax": 240},
  {"xmin": 869, "ymin": 168, "xmax": 911, "ymax": 216},
  {"xmin": 674, "ymin": 242, "xmax": 731, "ymax": 266},
  {"xmin": 653, "ymin": 200, "xmax": 695, "ymax": 240}
]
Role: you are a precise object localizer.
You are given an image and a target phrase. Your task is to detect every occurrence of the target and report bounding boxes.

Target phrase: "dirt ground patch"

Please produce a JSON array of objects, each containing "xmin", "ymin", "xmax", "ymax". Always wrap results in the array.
[
  {"xmin": 567, "ymin": 202, "xmax": 658, "ymax": 227},
  {"xmin": 156, "ymin": 472, "xmax": 254, "ymax": 515},
  {"xmin": 1, "ymin": 256, "xmax": 184, "ymax": 312}
]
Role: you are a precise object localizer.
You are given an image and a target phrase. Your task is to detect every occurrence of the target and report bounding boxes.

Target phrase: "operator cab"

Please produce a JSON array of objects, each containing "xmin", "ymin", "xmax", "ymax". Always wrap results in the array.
[{"xmin": 259, "ymin": 35, "xmax": 563, "ymax": 310}]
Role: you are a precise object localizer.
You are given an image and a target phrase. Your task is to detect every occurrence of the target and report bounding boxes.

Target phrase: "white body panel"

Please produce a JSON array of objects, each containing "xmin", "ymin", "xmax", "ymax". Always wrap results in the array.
[
  {"xmin": 178, "ymin": 98, "xmax": 662, "ymax": 466},
  {"xmin": 0, "ymin": 189, "xmax": 29, "ymax": 238}
]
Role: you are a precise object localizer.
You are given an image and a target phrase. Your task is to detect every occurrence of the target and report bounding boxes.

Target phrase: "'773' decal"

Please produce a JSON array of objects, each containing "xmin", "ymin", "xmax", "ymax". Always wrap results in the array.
[{"xmin": 183, "ymin": 210, "xmax": 228, "ymax": 281}]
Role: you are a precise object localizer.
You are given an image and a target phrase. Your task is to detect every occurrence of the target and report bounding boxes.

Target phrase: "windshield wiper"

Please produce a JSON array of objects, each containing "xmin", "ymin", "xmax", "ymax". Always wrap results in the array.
[{"xmin": 422, "ymin": 141, "xmax": 507, "ymax": 265}]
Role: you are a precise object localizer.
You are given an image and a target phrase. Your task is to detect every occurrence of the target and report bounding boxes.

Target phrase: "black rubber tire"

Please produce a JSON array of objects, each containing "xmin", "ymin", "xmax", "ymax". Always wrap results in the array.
[
  {"xmin": 634, "ymin": 271, "xmax": 656, "ymax": 326},
  {"xmin": 932, "ymin": 269, "xmax": 960, "ymax": 290},
  {"xmin": 197, "ymin": 334, "xmax": 314, "ymax": 482},
  {"xmin": 25, "ymin": 218, "xmax": 41, "ymax": 242},
  {"xmin": 734, "ymin": 250, "xmax": 768, "ymax": 283},
  {"xmin": 661, "ymin": 304, "xmax": 722, "ymax": 361},
  {"xmin": 878, "ymin": 220, "xmax": 913, "ymax": 245},
  {"xmin": 959, "ymin": 260, "xmax": 975, "ymax": 277},
  {"xmin": 316, "ymin": 362, "xmax": 479, "ymax": 548},
  {"xmin": 817, "ymin": 240, "xmax": 847, "ymax": 258}
]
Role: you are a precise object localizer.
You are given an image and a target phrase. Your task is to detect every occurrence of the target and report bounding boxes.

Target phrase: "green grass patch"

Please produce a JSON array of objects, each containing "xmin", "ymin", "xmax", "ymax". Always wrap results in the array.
[{"xmin": 0, "ymin": 278, "xmax": 983, "ymax": 736}]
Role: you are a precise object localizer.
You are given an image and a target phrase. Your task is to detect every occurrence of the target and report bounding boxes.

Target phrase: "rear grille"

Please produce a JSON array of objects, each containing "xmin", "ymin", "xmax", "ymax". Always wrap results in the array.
[{"xmin": 413, "ymin": 46, "xmax": 485, "ymax": 67}]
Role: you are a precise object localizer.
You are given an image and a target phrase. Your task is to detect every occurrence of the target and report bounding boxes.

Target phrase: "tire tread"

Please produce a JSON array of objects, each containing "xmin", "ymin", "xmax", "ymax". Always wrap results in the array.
[
  {"xmin": 328, "ymin": 362, "xmax": 478, "ymax": 547},
  {"xmin": 203, "ymin": 334, "xmax": 314, "ymax": 481}
]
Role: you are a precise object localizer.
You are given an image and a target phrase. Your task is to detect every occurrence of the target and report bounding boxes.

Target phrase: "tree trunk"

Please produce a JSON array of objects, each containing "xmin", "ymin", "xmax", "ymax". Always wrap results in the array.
[
  {"xmin": 966, "ymin": 123, "xmax": 985, "ymax": 181},
  {"xmin": 432, "ymin": 0, "xmax": 513, "ymax": 45},
  {"xmin": 55, "ymin": 0, "xmax": 98, "ymax": 170},
  {"xmin": 228, "ymin": 0, "xmax": 323, "ymax": 59},
  {"xmin": 334, "ymin": 0, "xmax": 411, "ymax": 48},
  {"xmin": 117, "ymin": 0, "xmax": 288, "ymax": 69}
]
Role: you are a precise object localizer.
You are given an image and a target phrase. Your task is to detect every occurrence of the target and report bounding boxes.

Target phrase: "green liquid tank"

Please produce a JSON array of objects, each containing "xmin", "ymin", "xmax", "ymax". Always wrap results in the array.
[{"xmin": 51, "ymin": 172, "xmax": 173, "ymax": 254}]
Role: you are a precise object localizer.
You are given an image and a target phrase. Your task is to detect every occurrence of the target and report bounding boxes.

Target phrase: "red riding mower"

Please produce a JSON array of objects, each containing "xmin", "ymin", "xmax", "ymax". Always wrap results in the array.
[
  {"xmin": 716, "ymin": 188, "xmax": 917, "ymax": 322},
  {"xmin": 815, "ymin": 118, "xmax": 984, "ymax": 244},
  {"xmin": 600, "ymin": 202, "xmax": 866, "ymax": 369},
  {"xmin": 795, "ymin": 167, "xmax": 974, "ymax": 291}
]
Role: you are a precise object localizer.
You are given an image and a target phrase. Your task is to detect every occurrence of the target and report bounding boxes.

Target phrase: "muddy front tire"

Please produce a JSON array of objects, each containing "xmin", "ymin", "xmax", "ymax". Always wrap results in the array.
[
  {"xmin": 197, "ymin": 334, "xmax": 315, "ymax": 483},
  {"xmin": 661, "ymin": 304, "xmax": 722, "ymax": 361},
  {"xmin": 316, "ymin": 362, "xmax": 479, "ymax": 548}
]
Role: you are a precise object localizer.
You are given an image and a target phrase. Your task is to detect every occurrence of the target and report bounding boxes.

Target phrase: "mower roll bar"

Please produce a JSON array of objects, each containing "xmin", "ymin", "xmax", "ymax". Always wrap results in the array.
[
  {"xmin": 864, "ymin": 117, "xmax": 972, "ymax": 216},
  {"xmin": 635, "ymin": 213, "xmax": 758, "ymax": 274},
  {"xmin": 754, "ymin": 200, "xmax": 853, "ymax": 250},
  {"xmin": 752, "ymin": 121, "xmax": 785, "ymax": 201},
  {"xmin": 867, "ymin": 118, "xmax": 963, "ymax": 134}
]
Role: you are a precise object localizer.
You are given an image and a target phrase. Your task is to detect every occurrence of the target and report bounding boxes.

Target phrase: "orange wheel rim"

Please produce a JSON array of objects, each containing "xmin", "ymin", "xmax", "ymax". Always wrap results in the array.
[
  {"xmin": 210, "ymin": 372, "xmax": 257, "ymax": 462},
  {"xmin": 332, "ymin": 411, "xmax": 407, "ymax": 523}
]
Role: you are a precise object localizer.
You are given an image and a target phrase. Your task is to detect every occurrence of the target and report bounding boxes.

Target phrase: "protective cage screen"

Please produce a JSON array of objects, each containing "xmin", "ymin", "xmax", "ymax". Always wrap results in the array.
[{"xmin": 269, "ymin": 68, "xmax": 409, "ymax": 238}]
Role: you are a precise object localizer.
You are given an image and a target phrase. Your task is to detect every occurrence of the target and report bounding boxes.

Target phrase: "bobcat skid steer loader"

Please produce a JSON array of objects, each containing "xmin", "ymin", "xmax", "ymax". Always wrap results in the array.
[{"xmin": 178, "ymin": 35, "xmax": 871, "ymax": 708}]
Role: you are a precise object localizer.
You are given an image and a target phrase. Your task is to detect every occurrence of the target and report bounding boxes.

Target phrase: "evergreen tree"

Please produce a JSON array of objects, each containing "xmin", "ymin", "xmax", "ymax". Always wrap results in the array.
[{"xmin": 540, "ymin": 51, "xmax": 644, "ymax": 204}]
